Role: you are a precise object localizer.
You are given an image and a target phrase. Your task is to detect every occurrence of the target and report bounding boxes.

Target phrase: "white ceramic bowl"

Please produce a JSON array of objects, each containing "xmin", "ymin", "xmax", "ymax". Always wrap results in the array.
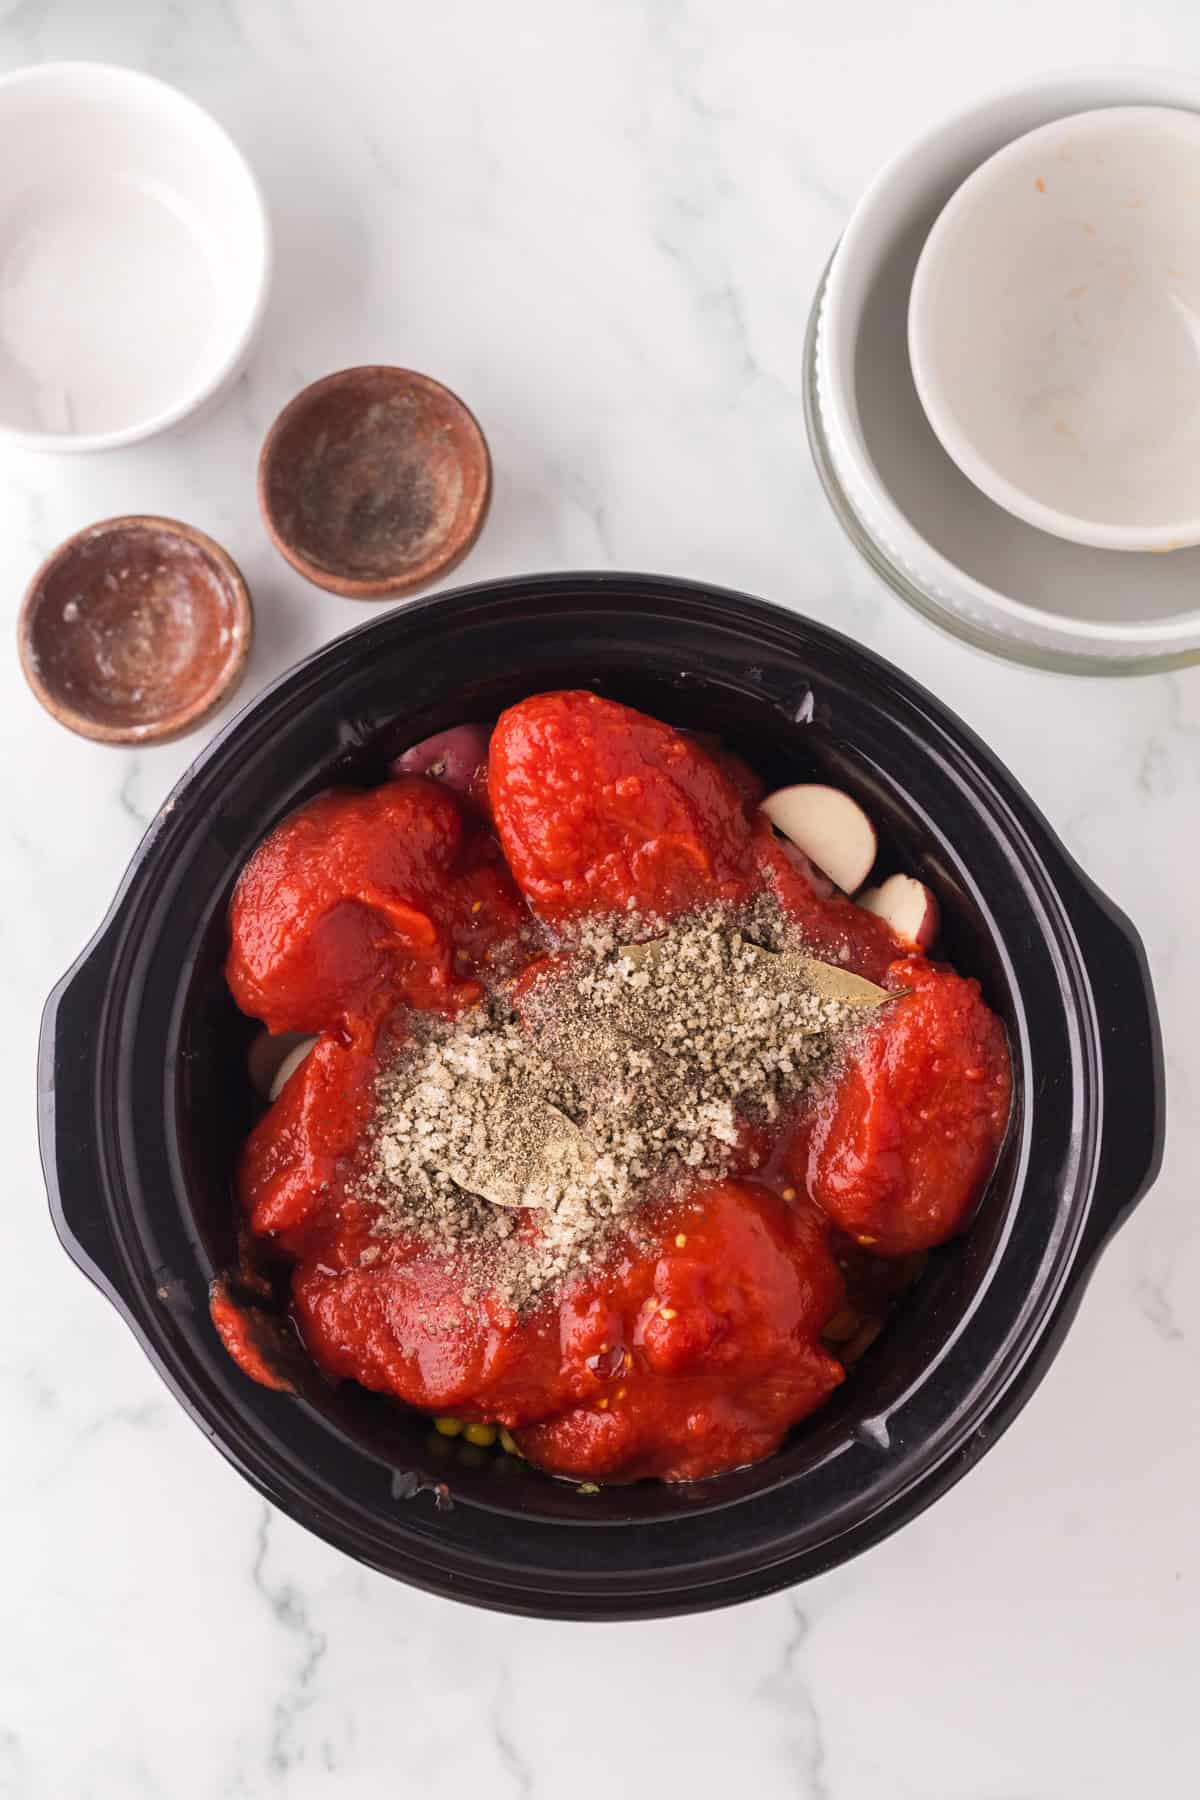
[
  {"xmin": 811, "ymin": 68, "xmax": 1200, "ymax": 671},
  {"xmin": 0, "ymin": 63, "xmax": 270, "ymax": 452},
  {"xmin": 910, "ymin": 106, "xmax": 1200, "ymax": 553}
]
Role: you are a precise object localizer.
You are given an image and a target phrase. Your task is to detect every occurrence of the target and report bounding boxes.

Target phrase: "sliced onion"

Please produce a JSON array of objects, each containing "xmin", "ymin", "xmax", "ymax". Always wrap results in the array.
[
  {"xmin": 247, "ymin": 1029, "xmax": 317, "ymax": 1102},
  {"xmin": 389, "ymin": 724, "xmax": 492, "ymax": 796},
  {"xmin": 269, "ymin": 1036, "xmax": 317, "ymax": 1102}
]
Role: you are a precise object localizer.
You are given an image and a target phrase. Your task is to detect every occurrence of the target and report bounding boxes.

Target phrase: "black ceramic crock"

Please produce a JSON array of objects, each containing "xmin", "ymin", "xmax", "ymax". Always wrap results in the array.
[{"xmin": 38, "ymin": 573, "xmax": 1164, "ymax": 1620}]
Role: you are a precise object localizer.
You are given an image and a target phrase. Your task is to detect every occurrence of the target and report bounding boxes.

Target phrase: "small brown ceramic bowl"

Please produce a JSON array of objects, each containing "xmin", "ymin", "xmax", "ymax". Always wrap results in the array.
[
  {"xmin": 18, "ymin": 516, "xmax": 253, "ymax": 746},
  {"xmin": 257, "ymin": 366, "xmax": 492, "ymax": 598}
]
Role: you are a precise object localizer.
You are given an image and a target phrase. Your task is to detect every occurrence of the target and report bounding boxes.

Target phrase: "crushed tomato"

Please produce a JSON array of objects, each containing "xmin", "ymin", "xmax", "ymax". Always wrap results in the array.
[{"xmin": 225, "ymin": 691, "xmax": 1012, "ymax": 1483}]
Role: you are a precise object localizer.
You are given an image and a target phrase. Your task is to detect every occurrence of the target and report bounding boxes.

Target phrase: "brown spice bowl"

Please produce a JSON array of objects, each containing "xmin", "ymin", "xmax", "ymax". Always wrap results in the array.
[
  {"xmin": 257, "ymin": 366, "xmax": 492, "ymax": 599},
  {"xmin": 18, "ymin": 517, "xmax": 253, "ymax": 746}
]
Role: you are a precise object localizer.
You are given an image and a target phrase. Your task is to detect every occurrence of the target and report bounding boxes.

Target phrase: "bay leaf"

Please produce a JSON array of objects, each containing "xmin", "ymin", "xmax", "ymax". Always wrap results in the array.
[
  {"xmin": 442, "ymin": 1089, "xmax": 598, "ymax": 1209},
  {"xmin": 776, "ymin": 951, "xmax": 896, "ymax": 1009},
  {"xmin": 623, "ymin": 935, "xmax": 897, "ymax": 1011}
]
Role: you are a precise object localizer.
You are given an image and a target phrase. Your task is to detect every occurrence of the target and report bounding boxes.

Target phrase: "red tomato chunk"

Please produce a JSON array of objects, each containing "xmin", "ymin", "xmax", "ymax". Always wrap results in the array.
[
  {"xmin": 488, "ymin": 690, "xmax": 762, "ymax": 924},
  {"xmin": 788, "ymin": 959, "xmax": 1012, "ymax": 1255}
]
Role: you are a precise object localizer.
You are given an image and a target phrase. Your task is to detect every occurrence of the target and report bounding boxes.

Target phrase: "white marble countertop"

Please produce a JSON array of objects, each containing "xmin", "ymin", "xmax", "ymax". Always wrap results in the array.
[{"xmin": 2, "ymin": 2, "xmax": 1197, "ymax": 1795}]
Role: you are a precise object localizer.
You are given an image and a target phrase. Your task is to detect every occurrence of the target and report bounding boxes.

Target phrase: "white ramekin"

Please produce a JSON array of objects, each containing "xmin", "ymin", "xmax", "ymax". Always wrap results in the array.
[{"xmin": 0, "ymin": 62, "xmax": 271, "ymax": 453}]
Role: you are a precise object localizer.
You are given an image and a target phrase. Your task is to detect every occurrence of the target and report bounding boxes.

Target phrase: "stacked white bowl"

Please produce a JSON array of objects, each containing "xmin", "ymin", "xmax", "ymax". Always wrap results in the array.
[{"xmin": 809, "ymin": 68, "xmax": 1200, "ymax": 672}]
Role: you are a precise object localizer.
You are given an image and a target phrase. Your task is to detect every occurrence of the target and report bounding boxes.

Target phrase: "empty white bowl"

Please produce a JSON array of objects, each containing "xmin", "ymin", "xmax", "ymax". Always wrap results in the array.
[
  {"xmin": 0, "ymin": 63, "xmax": 270, "ymax": 452},
  {"xmin": 810, "ymin": 67, "xmax": 1200, "ymax": 671},
  {"xmin": 910, "ymin": 106, "xmax": 1200, "ymax": 552}
]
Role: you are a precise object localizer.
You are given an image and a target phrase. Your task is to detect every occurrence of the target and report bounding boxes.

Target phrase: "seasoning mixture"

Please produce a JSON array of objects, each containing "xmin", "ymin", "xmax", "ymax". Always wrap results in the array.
[
  {"xmin": 220, "ymin": 689, "xmax": 1012, "ymax": 1483},
  {"xmin": 362, "ymin": 917, "xmax": 878, "ymax": 1307}
]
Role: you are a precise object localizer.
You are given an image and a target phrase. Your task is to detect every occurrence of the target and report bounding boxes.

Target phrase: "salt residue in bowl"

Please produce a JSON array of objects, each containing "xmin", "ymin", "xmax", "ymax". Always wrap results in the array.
[{"xmin": 0, "ymin": 175, "xmax": 218, "ymax": 437}]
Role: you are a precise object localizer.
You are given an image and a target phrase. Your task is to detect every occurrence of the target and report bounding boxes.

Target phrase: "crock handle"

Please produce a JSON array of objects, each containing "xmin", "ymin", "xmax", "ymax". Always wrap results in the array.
[
  {"xmin": 1065, "ymin": 880, "xmax": 1165, "ymax": 1254},
  {"xmin": 37, "ymin": 925, "xmax": 130, "ymax": 1309}
]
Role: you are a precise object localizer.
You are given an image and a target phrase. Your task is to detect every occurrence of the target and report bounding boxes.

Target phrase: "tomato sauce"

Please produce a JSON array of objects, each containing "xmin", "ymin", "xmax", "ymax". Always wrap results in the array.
[{"xmin": 225, "ymin": 692, "xmax": 1012, "ymax": 1484}]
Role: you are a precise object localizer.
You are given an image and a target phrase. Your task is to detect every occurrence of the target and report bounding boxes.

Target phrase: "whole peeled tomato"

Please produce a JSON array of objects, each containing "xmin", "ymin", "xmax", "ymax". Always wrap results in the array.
[
  {"xmin": 791, "ymin": 959, "xmax": 1012, "ymax": 1255},
  {"xmin": 238, "ymin": 1029, "xmax": 382, "ymax": 1239},
  {"xmin": 488, "ymin": 690, "xmax": 760, "ymax": 924},
  {"xmin": 514, "ymin": 1181, "xmax": 847, "ymax": 1482},
  {"xmin": 226, "ymin": 778, "xmax": 525, "ymax": 1035}
]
